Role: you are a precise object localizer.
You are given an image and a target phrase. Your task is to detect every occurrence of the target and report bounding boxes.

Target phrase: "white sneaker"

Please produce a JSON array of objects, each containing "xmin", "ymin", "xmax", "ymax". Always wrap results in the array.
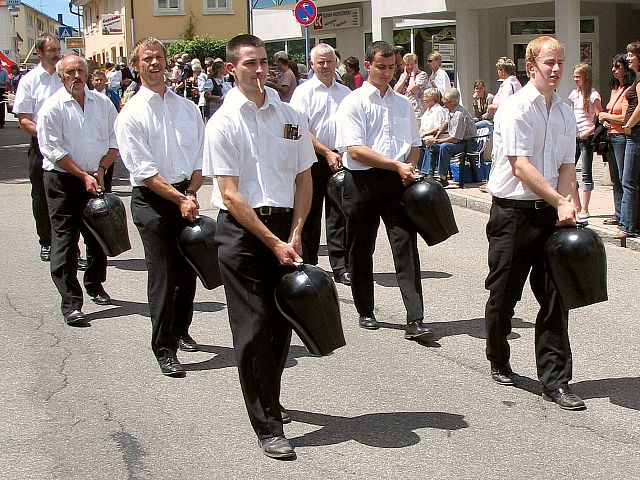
[{"xmin": 578, "ymin": 212, "xmax": 590, "ymax": 220}]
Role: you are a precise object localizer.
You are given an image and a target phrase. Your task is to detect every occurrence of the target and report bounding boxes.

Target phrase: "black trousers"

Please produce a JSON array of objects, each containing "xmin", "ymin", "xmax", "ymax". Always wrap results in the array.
[
  {"xmin": 131, "ymin": 184, "xmax": 197, "ymax": 360},
  {"xmin": 44, "ymin": 171, "xmax": 107, "ymax": 315},
  {"xmin": 0, "ymin": 87, "xmax": 5, "ymax": 126},
  {"xmin": 342, "ymin": 168, "xmax": 423, "ymax": 322},
  {"xmin": 484, "ymin": 203, "xmax": 572, "ymax": 390},
  {"xmin": 29, "ymin": 137, "xmax": 51, "ymax": 247},
  {"xmin": 302, "ymin": 153, "xmax": 348, "ymax": 276},
  {"xmin": 215, "ymin": 210, "xmax": 292, "ymax": 439}
]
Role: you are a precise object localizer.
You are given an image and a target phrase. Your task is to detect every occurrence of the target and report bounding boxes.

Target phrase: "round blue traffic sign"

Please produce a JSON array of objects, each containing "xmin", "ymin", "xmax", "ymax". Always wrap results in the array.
[{"xmin": 294, "ymin": 0, "xmax": 317, "ymax": 27}]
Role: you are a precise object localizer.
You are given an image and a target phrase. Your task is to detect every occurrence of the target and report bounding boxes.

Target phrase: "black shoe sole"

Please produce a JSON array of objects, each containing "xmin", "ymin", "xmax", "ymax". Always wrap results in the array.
[
  {"xmin": 91, "ymin": 298, "xmax": 112, "ymax": 306},
  {"xmin": 359, "ymin": 323, "xmax": 380, "ymax": 330},
  {"xmin": 161, "ymin": 369, "xmax": 186, "ymax": 378},
  {"xmin": 178, "ymin": 344, "xmax": 198, "ymax": 352},
  {"xmin": 542, "ymin": 393, "xmax": 586, "ymax": 410},
  {"xmin": 491, "ymin": 375, "xmax": 515, "ymax": 386},
  {"xmin": 259, "ymin": 446, "xmax": 297, "ymax": 460},
  {"xmin": 404, "ymin": 331, "xmax": 434, "ymax": 341}
]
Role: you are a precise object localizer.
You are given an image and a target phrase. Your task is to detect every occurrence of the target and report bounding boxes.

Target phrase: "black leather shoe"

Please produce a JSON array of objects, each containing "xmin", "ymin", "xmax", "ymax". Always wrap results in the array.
[
  {"xmin": 77, "ymin": 257, "xmax": 88, "ymax": 271},
  {"xmin": 334, "ymin": 272, "xmax": 352, "ymax": 286},
  {"xmin": 177, "ymin": 334, "xmax": 198, "ymax": 352},
  {"xmin": 280, "ymin": 404, "xmax": 291, "ymax": 424},
  {"xmin": 89, "ymin": 290, "xmax": 112, "ymax": 306},
  {"xmin": 359, "ymin": 314, "xmax": 380, "ymax": 330},
  {"xmin": 64, "ymin": 309, "xmax": 88, "ymax": 326},
  {"xmin": 40, "ymin": 245, "xmax": 51, "ymax": 262},
  {"xmin": 258, "ymin": 435, "xmax": 296, "ymax": 460},
  {"xmin": 491, "ymin": 363, "xmax": 516, "ymax": 386},
  {"xmin": 158, "ymin": 356, "xmax": 186, "ymax": 378},
  {"xmin": 542, "ymin": 385, "xmax": 586, "ymax": 411},
  {"xmin": 404, "ymin": 320, "xmax": 434, "ymax": 340}
]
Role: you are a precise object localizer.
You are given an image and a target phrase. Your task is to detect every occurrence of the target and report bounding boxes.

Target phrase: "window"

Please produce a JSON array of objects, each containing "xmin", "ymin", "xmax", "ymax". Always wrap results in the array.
[
  {"xmin": 37, "ymin": 19, "xmax": 44, "ymax": 32},
  {"xmin": 155, "ymin": 0, "xmax": 184, "ymax": 15},
  {"xmin": 27, "ymin": 14, "xmax": 34, "ymax": 27},
  {"xmin": 204, "ymin": 0, "xmax": 232, "ymax": 14}
]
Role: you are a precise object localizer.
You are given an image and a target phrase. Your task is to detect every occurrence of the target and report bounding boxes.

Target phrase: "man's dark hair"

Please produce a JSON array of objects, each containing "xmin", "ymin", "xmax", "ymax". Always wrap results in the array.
[
  {"xmin": 35, "ymin": 33, "xmax": 59, "ymax": 52},
  {"xmin": 393, "ymin": 45, "xmax": 406, "ymax": 56},
  {"xmin": 365, "ymin": 41, "xmax": 395, "ymax": 63},
  {"xmin": 226, "ymin": 34, "xmax": 264, "ymax": 65}
]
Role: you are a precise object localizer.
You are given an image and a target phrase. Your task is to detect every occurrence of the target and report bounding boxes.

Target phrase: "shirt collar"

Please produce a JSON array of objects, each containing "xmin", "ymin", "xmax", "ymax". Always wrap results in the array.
[
  {"xmin": 223, "ymin": 85, "xmax": 279, "ymax": 111},
  {"xmin": 360, "ymin": 80, "xmax": 392, "ymax": 99},
  {"xmin": 521, "ymin": 81, "xmax": 563, "ymax": 106},
  {"xmin": 308, "ymin": 74, "xmax": 335, "ymax": 90},
  {"xmin": 59, "ymin": 85, "xmax": 93, "ymax": 103},
  {"xmin": 136, "ymin": 84, "xmax": 175, "ymax": 102},
  {"xmin": 34, "ymin": 62, "xmax": 57, "ymax": 79}
]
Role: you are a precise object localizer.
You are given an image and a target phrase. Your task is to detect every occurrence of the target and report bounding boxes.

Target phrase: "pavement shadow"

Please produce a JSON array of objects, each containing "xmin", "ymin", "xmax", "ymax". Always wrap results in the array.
[
  {"xmin": 512, "ymin": 375, "xmax": 640, "ymax": 411},
  {"xmin": 374, "ymin": 270, "xmax": 452, "ymax": 287},
  {"xmin": 108, "ymin": 258, "xmax": 147, "ymax": 271},
  {"xmin": 182, "ymin": 344, "xmax": 315, "ymax": 372},
  {"xmin": 288, "ymin": 409, "xmax": 468, "ymax": 448},
  {"xmin": 85, "ymin": 299, "xmax": 225, "ymax": 321}
]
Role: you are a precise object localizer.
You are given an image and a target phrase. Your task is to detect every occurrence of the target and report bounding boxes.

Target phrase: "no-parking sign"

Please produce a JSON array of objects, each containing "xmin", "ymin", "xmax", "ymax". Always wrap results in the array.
[{"xmin": 294, "ymin": 0, "xmax": 317, "ymax": 27}]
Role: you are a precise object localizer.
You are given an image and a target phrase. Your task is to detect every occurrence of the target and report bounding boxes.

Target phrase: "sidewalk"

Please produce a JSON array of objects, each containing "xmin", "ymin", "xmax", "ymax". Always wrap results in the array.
[{"xmin": 445, "ymin": 154, "xmax": 640, "ymax": 252}]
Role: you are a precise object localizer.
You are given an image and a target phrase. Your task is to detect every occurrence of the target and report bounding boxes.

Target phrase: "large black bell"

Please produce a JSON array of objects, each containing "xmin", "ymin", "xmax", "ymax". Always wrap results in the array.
[
  {"xmin": 326, "ymin": 169, "xmax": 346, "ymax": 217},
  {"xmin": 177, "ymin": 216, "xmax": 223, "ymax": 290},
  {"xmin": 82, "ymin": 192, "xmax": 131, "ymax": 257},
  {"xmin": 544, "ymin": 225, "xmax": 607, "ymax": 310},
  {"xmin": 274, "ymin": 264, "xmax": 345, "ymax": 356},
  {"xmin": 400, "ymin": 176, "xmax": 459, "ymax": 246}
]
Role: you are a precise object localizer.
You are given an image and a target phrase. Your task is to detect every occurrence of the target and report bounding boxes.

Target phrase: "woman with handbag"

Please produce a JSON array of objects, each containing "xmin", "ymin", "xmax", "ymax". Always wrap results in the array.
[
  {"xmin": 598, "ymin": 53, "xmax": 635, "ymax": 226},
  {"xmin": 569, "ymin": 63, "xmax": 602, "ymax": 219}
]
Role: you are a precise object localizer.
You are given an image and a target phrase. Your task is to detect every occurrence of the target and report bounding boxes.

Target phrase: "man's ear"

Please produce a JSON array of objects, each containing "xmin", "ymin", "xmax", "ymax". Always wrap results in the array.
[{"xmin": 225, "ymin": 62, "xmax": 234, "ymax": 76}]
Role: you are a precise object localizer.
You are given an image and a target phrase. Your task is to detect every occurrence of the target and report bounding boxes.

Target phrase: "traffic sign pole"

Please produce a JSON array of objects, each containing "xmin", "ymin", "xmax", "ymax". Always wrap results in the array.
[{"xmin": 304, "ymin": 26, "xmax": 310, "ymax": 69}]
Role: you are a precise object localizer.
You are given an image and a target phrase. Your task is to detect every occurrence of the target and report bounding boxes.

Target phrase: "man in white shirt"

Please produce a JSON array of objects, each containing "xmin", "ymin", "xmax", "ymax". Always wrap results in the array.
[
  {"xmin": 105, "ymin": 62, "xmax": 122, "ymax": 93},
  {"xmin": 203, "ymin": 34, "xmax": 314, "ymax": 461},
  {"xmin": 427, "ymin": 52, "xmax": 451, "ymax": 98},
  {"xmin": 335, "ymin": 41, "xmax": 433, "ymax": 341},
  {"xmin": 115, "ymin": 37, "xmax": 205, "ymax": 378},
  {"xmin": 290, "ymin": 43, "xmax": 351, "ymax": 285},
  {"xmin": 13, "ymin": 33, "xmax": 62, "ymax": 262},
  {"xmin": 484, "ymin": 36, "xmax": 584, "ymax": 411},
  {"xmin": 486, "ymin": 56, "xmax": 522, "ymax": 116},
  {"xmin": 37, "ymin": 55, "xmax": 118, "ymax": 326}
]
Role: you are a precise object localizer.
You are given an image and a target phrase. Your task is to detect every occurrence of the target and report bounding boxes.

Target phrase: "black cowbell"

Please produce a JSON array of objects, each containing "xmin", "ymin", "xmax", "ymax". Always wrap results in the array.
[
  {"xmin": 82, "ymin": 192, "xmax": 131, "ymax": 257},
  {"xmin": 177, "ymin": 216, "xmax": 223, "ymax": 290}
]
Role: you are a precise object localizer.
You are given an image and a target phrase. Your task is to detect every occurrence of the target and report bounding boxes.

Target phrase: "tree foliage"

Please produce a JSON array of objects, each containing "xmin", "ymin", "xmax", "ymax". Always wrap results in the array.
[{"xmin": 166, "ymin": 35, "xmax": 228, "ymax": 62}]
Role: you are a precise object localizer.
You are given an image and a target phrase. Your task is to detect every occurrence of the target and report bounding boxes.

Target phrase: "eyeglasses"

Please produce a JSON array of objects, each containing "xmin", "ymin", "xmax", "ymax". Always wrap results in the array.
[
  {"xmin": 612, "ymin": 65, "xmax": 622, "ymax": 70},
  {"xmin": 427, "ymin": 59, "xmax": 434, "ymax": 63}
]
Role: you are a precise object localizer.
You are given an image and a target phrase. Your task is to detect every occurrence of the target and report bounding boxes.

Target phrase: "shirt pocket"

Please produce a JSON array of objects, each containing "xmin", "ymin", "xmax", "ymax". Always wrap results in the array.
[
  {"xmin": 174, "ymin": 120, "xmax": 198, "ymax": 150},
  {"xmin": 270, "ymin": 137, "xmax": 300, "ymax": 171}
]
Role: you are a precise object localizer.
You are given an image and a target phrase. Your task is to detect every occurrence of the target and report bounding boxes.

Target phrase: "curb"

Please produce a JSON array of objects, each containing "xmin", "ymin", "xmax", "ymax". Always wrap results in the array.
[{"xmin": 447, "ymin": 189, "xmax": 640, "ymax": 253}]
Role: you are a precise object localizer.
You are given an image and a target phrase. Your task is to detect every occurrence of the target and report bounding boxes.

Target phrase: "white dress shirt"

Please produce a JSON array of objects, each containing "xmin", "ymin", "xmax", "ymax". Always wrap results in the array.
[
  {"xmin": 420, "ymin": 103, "xmax": 448, "ymax": 135},
  {"xmin": 492, "ymin": 75, "xmax": 522, "ymax": 106},
  {"xmin": 335, "ymin": 81, "xmax": 421, "ymax": 171},
  {"xmin": 429, "ymin": 68, "xmax": 451, "ymax": 99},
  {"xmin": 12, "ymin": 63, "xmax": 62, "ymax": 124},
  {"xmin": 106, "ymin": 69, "xmax": 122, "ymax": 90},
  {"xmin": 487, "ymin": 82, "xmax": 576, "ymax": 200},
  {"xmin": 114, "ymin": 85, "xmax": 204, "ymax": 186},
  {"xmin": 37, "ymin": 86, "xmax": 118, "ymax": 172},
  {"xmin": 289, "ymin": 75, "xmax": 351, "ymax": 150},
  {"xmin": 203, "ymin": 87, "xmax": 316, "ymax": 210}
]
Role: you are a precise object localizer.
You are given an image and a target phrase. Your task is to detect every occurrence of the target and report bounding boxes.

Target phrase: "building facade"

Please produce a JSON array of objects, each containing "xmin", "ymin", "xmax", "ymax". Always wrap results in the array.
[
  {"xmin": 11, "ymin": 1, "xmax": 66, "ymax": 64},
  {"xmin": 72, "ymin": 0, "xmax": 248, "ymax": 65},
  {"xmin": 0, "ymin": 3, "xmax": 20, "ymax": 64}
]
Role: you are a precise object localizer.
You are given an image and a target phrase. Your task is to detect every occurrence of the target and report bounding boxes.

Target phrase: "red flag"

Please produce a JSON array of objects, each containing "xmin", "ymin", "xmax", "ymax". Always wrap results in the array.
[{"xmin": 0, "ymin": 51, "xmax": 15, "ymax": 73}]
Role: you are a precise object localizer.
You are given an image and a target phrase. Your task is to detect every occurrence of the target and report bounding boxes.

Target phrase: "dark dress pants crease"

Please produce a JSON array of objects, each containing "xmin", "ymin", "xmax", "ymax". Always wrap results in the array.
[
  {"xmin": 484, "ymin": 204, "xmax": 572, "ymax": 390},
  {"xmin": 29, "ymin": 136, "xmax": 52, "ymax": 247},
  {"xmin": 302, "ymin": 152, "xmax": 348, "ymax": 276},
  {"xmin": 131, "ymin": 184, "xmax": 197, "ymax": 361},
  {"xmin": 342, "ymin": 168, "xmax": 423, "ymax": 322},
  {"xmin": 215, "ymin": 210, "xmax": 293, "ymax": 439},
  {"xmin": 44, "ymin": 170, "xmax": 107, "ymax": 315}
]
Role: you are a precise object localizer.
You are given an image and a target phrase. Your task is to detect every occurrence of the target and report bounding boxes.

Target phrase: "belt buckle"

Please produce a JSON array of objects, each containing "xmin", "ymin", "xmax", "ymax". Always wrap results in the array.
[
  {"xmin": 258, "ymin": 206, "xmax": 272, "ymax": 216},
  {"xmin": 534, "ymin": 200, "xmax": 545, "ymax": 210}
]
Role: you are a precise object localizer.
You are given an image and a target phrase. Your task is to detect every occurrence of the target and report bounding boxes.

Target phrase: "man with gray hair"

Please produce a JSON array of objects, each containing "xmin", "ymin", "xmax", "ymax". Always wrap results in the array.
[
  {"xmin": 37, "ymin": 54, "xmax": 119, "ymax": 326},
  {"xmin": 424, "ymin": 87, "xmax": 477, "ymax": 186},
  {"xmin": 290, "ymin": 43, "xmax": 352, "ymax": 285},
  {"xmin": 13, "ymin": 33, "xmax": 62, "ymax": 262}
]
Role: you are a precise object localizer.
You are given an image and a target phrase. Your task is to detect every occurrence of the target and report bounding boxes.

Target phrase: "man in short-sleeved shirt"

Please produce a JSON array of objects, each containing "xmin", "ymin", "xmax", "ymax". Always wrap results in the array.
[
  {"xmin": 484, "ymin": 36, "xmax": 585, "ymax": 412},
  {"xmin": 335, "ymin": 41, "xmax": 433, "ymax": 341},
  {"xmin": 13, "ymin": 33, "xmax": 62, "ymax": 261},
  {"xmin": 0, "ymin": 66, "xmax": 9, "ymax": 128},
  {"xmin": 37, "ymin": 55, "xmax": 118, "ymax": 326},
  {"xmin": 203, "ymin": 34, "xmax": 314, "ymax": 460},
  {"xmin": 115, "ymin": 37, "xmax": 204, "ymax": 378},
  {"xmin": 290, "ymin": 43, "xmax": 351, "ymax": 285}
]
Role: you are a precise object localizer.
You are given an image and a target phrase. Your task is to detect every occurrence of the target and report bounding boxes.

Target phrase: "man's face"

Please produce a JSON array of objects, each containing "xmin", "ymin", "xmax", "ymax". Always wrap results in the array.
[
  {"xmin": 443, "ymin": 97, "xmax": 455, "ymax": 112},
  {"xmin": 528, "ymin": 44, "xmax": 564, "ymax": 94},
  {"xmin": 395, "ymin": 53, "xmax": 404, "ymax": 74},
  {"xmin": 312, "ymin": 51, "xmax": 336, "ymax": 86},
  {"xmin": 229, "ymin": 45, "xmax": 268, "ymax": 97},
  {"xmin": 91, "ymin": 72, "xmax": 107, "ymax": 91},
  {"xmin": 36, "ymin": 38, "xmax": 61, "ymax": 69},
  {"xmin": 365, "ymin": 53, "xmax": 396, "ymax": 91},
  {"xmin": 136, "ymin": 44, "xmax": 167, "ymax": 90},
  {"xmin": 60, "ymin": 56, "xmax": 86, "ymax": 95}
]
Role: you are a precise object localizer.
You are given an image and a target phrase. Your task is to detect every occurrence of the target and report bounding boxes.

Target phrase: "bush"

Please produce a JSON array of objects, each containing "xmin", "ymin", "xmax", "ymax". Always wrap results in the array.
[{"xmin": 167, "ymin": 35, "xmax": 228, "ymax": 62}]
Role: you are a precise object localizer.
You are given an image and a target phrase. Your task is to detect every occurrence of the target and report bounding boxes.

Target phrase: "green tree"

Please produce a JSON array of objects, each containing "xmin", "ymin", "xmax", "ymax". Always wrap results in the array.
[{"xmin": 166, "ymin": 36, "xmax": 228, "ymax": 62}]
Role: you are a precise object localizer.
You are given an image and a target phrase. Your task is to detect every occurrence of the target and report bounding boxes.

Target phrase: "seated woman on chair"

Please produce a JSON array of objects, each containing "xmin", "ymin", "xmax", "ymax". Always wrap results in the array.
[{"xmin": 418, "ymin": 88, "xmax": 449, "ymax": 175}]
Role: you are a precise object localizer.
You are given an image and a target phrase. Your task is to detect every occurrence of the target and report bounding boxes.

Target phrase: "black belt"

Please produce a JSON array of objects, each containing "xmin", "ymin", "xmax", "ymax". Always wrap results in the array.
[
  {"xmin": 254, "ymin": 206, "xmax": 292, "ymax": 216},
  {"xmin": 492, "ymin": 196, "xmax": 551, "ymax": 210}
]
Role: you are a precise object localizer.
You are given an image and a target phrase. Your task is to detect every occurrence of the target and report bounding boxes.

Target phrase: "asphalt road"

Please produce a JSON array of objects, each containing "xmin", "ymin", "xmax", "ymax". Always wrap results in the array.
[{"xmin": 0, "ymin": 120, "xmax": 638, "ymax": 479}]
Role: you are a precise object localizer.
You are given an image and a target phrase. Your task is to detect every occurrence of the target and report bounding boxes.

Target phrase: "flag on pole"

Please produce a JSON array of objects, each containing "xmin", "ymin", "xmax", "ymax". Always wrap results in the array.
[{"xmin": 0, "ymin": 51, "xmax": 16, "ymax": 73}]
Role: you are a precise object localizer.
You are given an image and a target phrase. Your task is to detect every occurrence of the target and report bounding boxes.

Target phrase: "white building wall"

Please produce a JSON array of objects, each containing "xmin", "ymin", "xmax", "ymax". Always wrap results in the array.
[{"xmin": 0, "ymin": 7, "xmax": 18, "ymax": 62}]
